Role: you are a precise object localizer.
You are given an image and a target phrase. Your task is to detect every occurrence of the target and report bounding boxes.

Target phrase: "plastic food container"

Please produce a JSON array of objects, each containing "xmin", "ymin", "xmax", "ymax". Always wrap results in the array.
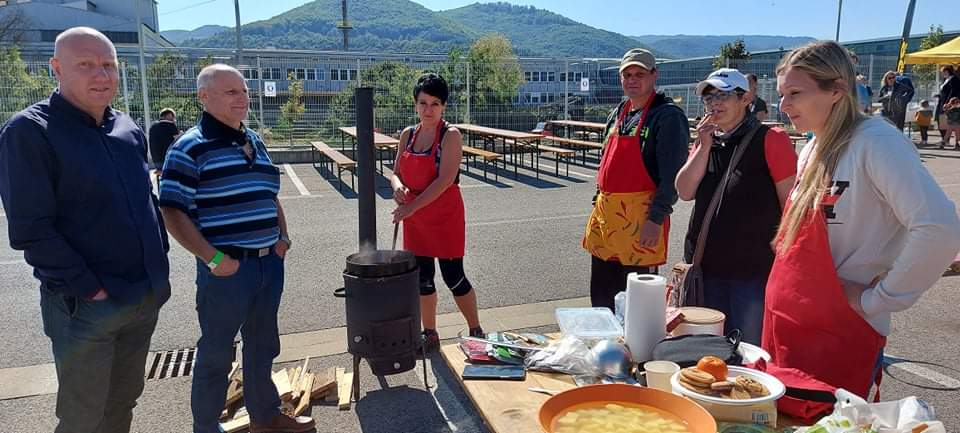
[
  {"xmin": 555, "ymin": 307, "xmax": 623, "ymax": 346},
  {"xmin": 673, "ymin": 307, "xmax": 725, "ymax": 336}
]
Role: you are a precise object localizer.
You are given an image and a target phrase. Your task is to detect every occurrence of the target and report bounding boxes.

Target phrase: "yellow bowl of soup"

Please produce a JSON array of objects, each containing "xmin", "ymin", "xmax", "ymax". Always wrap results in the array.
[{"xmin": 538, "ymin": 384, "xmax": 716, "ymax": 433}]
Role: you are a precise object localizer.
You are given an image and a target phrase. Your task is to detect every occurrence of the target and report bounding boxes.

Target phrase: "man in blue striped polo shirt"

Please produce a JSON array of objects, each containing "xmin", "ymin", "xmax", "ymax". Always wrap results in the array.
[{"xmin": 159, "ymin": 64, "xmax": 313, "ymax": 433}]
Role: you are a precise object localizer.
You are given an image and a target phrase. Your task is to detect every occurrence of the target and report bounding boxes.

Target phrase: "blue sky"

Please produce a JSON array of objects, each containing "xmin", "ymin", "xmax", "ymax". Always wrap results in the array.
[{"xmin": 158, "ymin": 0, "xmax": 955, "ymax": 42}]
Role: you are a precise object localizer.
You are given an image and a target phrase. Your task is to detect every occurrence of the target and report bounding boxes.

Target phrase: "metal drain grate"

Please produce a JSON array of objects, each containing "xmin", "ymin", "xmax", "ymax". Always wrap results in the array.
[{"xmin": 147, "ymin": 348, "xmax": 196, "ymax": 380}]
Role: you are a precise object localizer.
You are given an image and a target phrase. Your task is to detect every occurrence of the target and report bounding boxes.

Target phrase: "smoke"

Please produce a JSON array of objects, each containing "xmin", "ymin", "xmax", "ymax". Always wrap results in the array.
[{"xmin": 360, "ymin": 238, "xmax": 376, "ymax": 253}]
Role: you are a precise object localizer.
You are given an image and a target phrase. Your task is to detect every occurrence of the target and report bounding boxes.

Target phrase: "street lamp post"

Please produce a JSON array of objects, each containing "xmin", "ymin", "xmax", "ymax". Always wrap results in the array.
[{"xmin": 835, "ymin": 0, "xmax": 843, "ymax": 41}]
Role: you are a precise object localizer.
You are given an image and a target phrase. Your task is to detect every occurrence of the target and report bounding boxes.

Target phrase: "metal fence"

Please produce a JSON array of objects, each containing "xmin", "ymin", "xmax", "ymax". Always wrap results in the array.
[{"xmin": 0, "ymin": 48, "xmax": 945, "ymax": 147}]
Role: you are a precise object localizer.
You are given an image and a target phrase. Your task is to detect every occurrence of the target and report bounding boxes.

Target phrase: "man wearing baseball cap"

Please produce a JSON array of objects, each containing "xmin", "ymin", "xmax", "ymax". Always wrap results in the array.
[
  {"xmin": 583, "ymin": 48, "xmax": 689, "ymax": 310},
  {"xmin": 675, "ymin": 67, "xmax": 797, "ymax": 343}
]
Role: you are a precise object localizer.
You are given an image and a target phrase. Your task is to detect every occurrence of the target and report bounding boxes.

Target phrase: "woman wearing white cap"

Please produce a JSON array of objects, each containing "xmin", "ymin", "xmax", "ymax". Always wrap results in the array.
[
  {"xmin": 675, "ymin": 68, "xmax": 797, "ymax": 344},
  {"xmin": 764, "ymin": 40, "xmax": 960, "ymax": 401}
]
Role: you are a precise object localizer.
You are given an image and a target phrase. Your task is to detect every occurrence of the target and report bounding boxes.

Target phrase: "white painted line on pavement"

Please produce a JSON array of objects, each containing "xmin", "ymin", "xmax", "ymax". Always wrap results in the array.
[
  {"xmin": 885, "ymin": 355, "xmax": 960, "ymax": 388},
  {"xmin": 0, "ymin": 259, "xmax": 25, "ymax": 266},
  {"xmin": 567, "ymin": 169, "xmax": 595, "ymax": 179},
  {"xmin": 468, "ymin": 213, "xmax": 590, "ymax": 228},
  {"xmin": 283, "ymin": 164, "xmax": 311, "ymax": 196},
  {"xmin": 460, "ymin": 182, "xmax": 514, "ymax": 189}
]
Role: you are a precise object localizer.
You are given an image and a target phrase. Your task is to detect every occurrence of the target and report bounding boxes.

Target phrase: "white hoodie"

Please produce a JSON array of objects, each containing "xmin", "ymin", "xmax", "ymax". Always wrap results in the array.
[{"xmin": 797, "ymin": 117, "xmax": 960, "ymax": 336}]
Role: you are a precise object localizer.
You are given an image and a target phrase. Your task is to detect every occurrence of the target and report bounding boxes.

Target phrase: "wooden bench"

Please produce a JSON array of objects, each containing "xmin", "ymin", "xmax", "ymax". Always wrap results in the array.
[
  {"xmin": 311, "ymin": 141, "xmax": 356, "ymax": 192},
  {"xmin": 534, "ymin": 143, "xmax": 575, "ymax": 176},
  {"xmin": 461, "ymin": 146, "xmax": 502, "ymax": 182},
  {"xmin": 543, "ymin": 136, "xmax": 603, "ymax": 165}
]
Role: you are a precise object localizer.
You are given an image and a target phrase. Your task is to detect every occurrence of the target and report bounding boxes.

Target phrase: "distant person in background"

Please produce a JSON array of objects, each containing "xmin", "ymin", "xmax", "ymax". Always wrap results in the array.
[
  {"xmin": 936, "ymin": 66, "xmax": 960, "ymax": 148},
  {"xmin": 878, "ymin": 70, "xmax": 914, "ymax": 131},
  {"xmin": 148, "ymin": 107, "xmax": 180, "ymax": 177},
  {"xmin": 944, "ymin": 97, "xmax": 960, "ymax": 149},
  {"xmin": 746, "ymin": 73, "xmax": 768, "ymax": 122},
  {"xmin": 856, "ymin": 74, "xmax": 873, "ymax": 114},
  {"xmin": 914, "ymin": 100, "xmax": 933, "ymax": 147}
]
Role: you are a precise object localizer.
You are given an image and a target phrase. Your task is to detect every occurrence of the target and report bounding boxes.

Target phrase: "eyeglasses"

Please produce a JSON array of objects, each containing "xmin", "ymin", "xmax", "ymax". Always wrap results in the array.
[{"xmin": 701, "ymin": 91, "xmax": 743, "ymax": 105}]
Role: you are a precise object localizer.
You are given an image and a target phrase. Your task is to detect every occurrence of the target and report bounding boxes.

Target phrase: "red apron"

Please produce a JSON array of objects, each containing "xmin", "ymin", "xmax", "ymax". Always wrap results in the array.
[
  {"xmin": 583, "ymin": 95, "xmax": 670, "ymax": 266},
  {"xmin": 396, "ymin": 120, "xmax": 466, "ymax": 258},
  {"xmin": 761, "ymin": 199, "xmax": 885, "ymax": 399},
  {"xmin": 596, "ymin": 96, "xmax": 658, "ymax": 193}
]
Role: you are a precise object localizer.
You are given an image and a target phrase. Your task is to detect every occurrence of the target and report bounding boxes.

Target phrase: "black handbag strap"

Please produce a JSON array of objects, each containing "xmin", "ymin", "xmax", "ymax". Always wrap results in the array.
[{"xmin": 690, "ymin": 125, "xmax": 761, "ymax": 266}]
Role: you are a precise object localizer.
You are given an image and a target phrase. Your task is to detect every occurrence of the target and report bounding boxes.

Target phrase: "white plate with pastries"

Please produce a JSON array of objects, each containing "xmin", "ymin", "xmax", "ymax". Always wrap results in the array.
[{"xmin": 670, "ymin": 365, "xmax": 786, "ymax": 406}]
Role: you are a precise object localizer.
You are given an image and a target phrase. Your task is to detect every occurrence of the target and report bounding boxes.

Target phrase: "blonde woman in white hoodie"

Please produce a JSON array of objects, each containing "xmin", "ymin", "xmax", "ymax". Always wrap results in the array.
[{"xmin": 762, "ymin": 40, "xmax": 960, "ymax": 400}]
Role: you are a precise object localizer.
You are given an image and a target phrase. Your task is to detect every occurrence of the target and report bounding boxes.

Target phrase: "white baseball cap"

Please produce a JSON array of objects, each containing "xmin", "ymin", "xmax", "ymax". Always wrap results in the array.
[{"xmin": 696, "ymin": 68, "xmax": 750, "ymax": 96}]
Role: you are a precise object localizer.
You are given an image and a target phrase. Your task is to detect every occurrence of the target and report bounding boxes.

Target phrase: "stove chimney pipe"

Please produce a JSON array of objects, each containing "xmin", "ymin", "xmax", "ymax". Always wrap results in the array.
[{"xmin": 356, "ymin": 87, "xmax": 376, "ymax": 252}]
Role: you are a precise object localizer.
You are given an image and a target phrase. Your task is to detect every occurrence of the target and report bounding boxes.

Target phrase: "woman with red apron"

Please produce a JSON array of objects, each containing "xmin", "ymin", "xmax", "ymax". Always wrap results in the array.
[
  {"xmin": 764, "ymin": 41, "xmax": 960, "ymax": 414},
  {"xmin": 391, "ymin": 73, "xmax": 482, "ymax": 352}
]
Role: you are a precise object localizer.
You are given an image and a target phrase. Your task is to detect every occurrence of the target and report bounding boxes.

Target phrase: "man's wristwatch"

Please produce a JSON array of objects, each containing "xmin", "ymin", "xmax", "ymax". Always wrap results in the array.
[{"xmin": 279, "ymin": 235, "xmax": 292, "ymax": 248}]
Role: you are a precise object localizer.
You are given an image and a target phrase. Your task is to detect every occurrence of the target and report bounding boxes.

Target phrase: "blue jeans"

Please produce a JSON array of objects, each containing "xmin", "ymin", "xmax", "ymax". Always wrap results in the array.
[
  {"xmin": 191, "ymin": 251, "xmax": 284, "ymax": 433},
  {"xmin": 40, "ymin": 289, "xmax": 160, "ymax": 433},
  {"xmin": 702, "ymin": 276, "xmax": 767, "ymax": 345}
]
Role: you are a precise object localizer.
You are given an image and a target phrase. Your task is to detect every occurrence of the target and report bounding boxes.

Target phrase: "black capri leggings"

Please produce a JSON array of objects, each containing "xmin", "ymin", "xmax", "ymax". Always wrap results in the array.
[{"xmin": 416, "ymin": 256, "xmax": 473, "ymax": 297}]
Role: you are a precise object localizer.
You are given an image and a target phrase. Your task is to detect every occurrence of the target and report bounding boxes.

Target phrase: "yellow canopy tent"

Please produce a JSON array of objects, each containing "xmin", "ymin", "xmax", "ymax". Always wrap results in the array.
[{"xmin": 905, "ymin": 35, "xmax": 960, "ymax": 64}]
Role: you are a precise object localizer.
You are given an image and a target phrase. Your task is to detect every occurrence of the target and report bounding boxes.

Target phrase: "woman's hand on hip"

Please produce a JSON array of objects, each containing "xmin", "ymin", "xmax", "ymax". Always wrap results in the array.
[{"xmin": 841, "ymin": 279, "xmax": 868, "ymax": 317}]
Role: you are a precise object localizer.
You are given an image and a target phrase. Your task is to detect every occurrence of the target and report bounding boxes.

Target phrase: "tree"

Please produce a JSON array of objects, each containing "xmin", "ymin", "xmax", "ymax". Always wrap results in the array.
[
  {"xmin": 713, "ymin": 38, "xmax": 751, "ymax": 69},
  {"xmin": 0, "ymin": 8, "xmax": 29, "ymax": 45},
  {"xmin": 912, "ymin": 25, "xmax": 944, "ymax": 85},
  {"xmin": 0, "ymin": 47, "xmax": 56, "ymax": 124},
  {"xmin": 466, "ymin": 34, "xmax": 525, "ymax": 107},
  {"xmin": 123, "ymin": 52, "xmax": 204, "ymax": 128},
  {"xmin": 278, "ymin": 71, "xmax": 305, "ymax": 145},
  {"xmin": 324, "ymin": 61, "xmax": 423, "ymax": 141}
]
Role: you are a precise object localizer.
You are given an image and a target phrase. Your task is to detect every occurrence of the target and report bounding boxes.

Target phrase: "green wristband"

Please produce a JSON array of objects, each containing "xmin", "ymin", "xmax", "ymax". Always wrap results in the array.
[{"xmin": 208, "ymin": 250, "xmax": 224, "ymax": 268}]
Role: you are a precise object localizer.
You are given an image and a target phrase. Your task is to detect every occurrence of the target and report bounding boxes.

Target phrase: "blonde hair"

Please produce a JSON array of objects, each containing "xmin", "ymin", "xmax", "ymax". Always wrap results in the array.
[{"xmin": 775, "ymin": 40, "xmax": 866, "ymax": 251}]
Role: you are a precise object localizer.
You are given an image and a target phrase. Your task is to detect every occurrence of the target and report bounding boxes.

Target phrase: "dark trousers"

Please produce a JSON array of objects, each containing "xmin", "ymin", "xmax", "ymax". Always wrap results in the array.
[
  {"xmin": 919, "ymin": 125, "xmax": 929, "ymax": 142},
  {"xmin": 702, "ymin": 276, "xmax": 767, "ymax": 345},
  {"xmin": 589, "ymin": 255, "xmax": 656, "ymax": 311},
  {"xmin": 191, "ymin": 252, "xmax": 284, "ymax": 433},
  {"xmin": 40, "ymin": 289, "xmax": 160, "ymax": 433}
]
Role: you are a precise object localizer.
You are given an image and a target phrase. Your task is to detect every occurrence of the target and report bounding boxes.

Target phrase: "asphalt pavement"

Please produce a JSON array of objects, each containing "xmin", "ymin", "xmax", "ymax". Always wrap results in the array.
[{"xmin": 0, "ymin": 140, "xmax": 958, "ymax": 432}]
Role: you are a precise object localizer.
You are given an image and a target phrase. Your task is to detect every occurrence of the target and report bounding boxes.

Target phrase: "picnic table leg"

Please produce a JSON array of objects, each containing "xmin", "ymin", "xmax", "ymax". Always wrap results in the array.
[
  {"xmin": 510, "ymin": 138, "xmax": 518, "ymax": 180},
  {"xmin": 337, "ymin": 165, "xmax": 344, "ymax": 193},
  {"xmin": 535, "ymin": 140, "xmax": 541, "ymax": 179}
]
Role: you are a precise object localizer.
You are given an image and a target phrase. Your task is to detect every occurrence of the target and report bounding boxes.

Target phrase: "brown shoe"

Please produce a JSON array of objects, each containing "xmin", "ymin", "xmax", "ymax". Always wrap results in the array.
[{"xmin": 249, "ymin": 413, "xmax": 315, "ymax": 433}]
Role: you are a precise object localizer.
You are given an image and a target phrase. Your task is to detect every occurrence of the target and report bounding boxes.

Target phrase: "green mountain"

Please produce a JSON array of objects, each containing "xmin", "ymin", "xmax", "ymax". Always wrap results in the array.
[
  {"xmin": 183, "ymin": 0, "xmax": 474, "ymax": 53},
  {"xmin": 437, "ymin": 2, "xmax": 655, "ymax": 58},
  {"xmin": 630, "ymin": 35, "xmax": 817, "ymax": 59},
  {"xmin": 161, "ymin": 25, "xmax": 231, "ymax": 45},
  {"xmin": 179, "ymin": 0, "xmax": 656, "ymax": 57}
]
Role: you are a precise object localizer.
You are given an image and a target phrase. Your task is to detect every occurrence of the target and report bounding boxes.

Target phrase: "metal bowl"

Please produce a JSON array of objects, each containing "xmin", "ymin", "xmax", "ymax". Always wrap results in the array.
[{"xmin": 590, "ymin": 339, "xmax": 633, "ymax": 380}]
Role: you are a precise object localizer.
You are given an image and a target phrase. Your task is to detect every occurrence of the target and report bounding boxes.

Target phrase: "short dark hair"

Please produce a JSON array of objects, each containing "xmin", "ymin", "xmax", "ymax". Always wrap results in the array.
[
  {"xmin": 413, "ymin": 73, "xmax": 449, "ymax": 104},
  {"xmin": 943, "ymin": 65, "xmax": 956, "ymax": 76},
  {"xmin": 745, "ymin": 73, "xmax": 758, "ymax": 84},
  {"xmin": 159, "ymin": 108, "xmax": 176, "ymax": 118}
]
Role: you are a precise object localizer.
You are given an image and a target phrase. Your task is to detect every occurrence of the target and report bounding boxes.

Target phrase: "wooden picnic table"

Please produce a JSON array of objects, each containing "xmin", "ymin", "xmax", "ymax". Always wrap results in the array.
[
  {"xmin": 439, "ymin": 341, "xmax": 804, "ymax": 433},
  {"xmin": 338, "ymin": 126, "xmax": 400, "ymax": 173},
  {"xmin": 547, "ymin": 119, "xmax": 606, "ymax": 143},
  {"xmin": 453, "ymin": 124, "xmax": 544, "ymax": 180}
]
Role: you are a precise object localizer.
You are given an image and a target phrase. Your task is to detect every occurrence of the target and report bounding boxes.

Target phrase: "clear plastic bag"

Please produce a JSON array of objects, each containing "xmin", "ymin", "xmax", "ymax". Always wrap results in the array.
[
  {"xmin": 796, "ymin": 389, "xmax": 945, "ymax": 433},
  {"xmin": 523, "ymin": 335, "xmax": 601, "ymax": 378}
]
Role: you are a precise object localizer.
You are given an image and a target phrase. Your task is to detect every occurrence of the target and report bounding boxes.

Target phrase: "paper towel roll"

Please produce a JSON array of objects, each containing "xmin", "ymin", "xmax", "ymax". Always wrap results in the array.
[{"xmin": 624, "ymin": 273, "xmax": 666, "ymax": 363}]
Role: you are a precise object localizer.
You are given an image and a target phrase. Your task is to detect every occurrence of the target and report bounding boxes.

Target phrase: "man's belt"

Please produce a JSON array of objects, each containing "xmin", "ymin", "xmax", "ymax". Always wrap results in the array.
[{"xmin": 218, "ymin": 245, "xmax": 273, "ymax": 260}]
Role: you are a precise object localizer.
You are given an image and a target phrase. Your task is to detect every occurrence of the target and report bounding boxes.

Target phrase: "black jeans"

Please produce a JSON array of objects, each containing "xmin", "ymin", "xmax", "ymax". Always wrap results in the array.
[
  {"xmin": 589, "ymin": 256, "xmax": 656, "ymax": 311},
  {"xmin": 40, "ymin": 289, "xmax": 160, "ymax": 433}
]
